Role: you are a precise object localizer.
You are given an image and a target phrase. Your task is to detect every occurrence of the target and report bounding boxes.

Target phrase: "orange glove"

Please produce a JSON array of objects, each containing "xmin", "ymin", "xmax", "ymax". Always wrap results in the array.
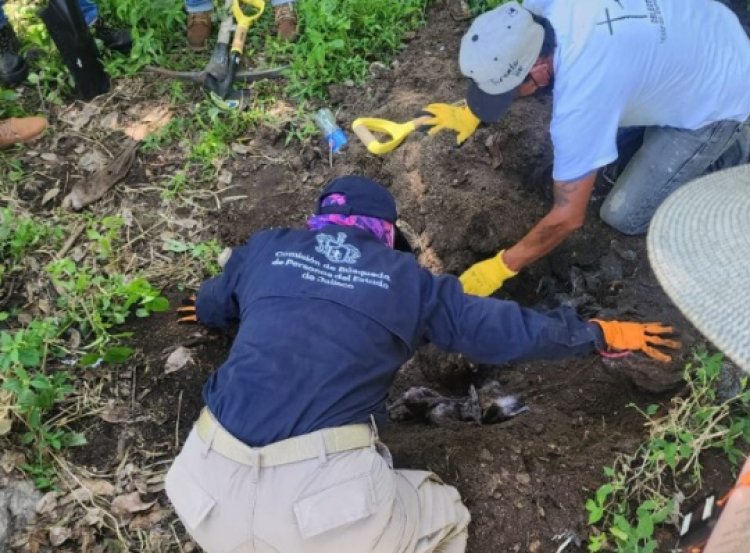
[
  {"xmin": 176, "ymin": 295, "xmax": 198, "ymax": 324},
  {"xmin": 592, "ymin": 320, "xmax": 680, "ymax": 363}
]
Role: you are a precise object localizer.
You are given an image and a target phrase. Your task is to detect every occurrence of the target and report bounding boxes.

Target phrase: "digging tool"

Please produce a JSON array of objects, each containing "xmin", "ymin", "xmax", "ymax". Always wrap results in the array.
[
  {"xmin": 39, "ymin": 0, "xmax": 109, "ymax": 100},
  {"xmin": 204, "ymin": 0, "xmax": 265, "ymax": 105},
  {"xmin": 351, "ymin": 115, "xmax": 433, "ymax": 155},
  {"xmin": 146, "ymin": 0, "xmax": 276, "ymax": 111},
  {"xmin": 205, "ymin": 0, "xmax": 237, "ymax": 82},
  {"xmin": 144, "ymin": 65, "xmax": 288, "ymax": 110}
]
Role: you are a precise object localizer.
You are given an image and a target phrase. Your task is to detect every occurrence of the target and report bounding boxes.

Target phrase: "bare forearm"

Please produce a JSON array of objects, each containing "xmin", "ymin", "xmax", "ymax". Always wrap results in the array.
[
  {"xmin": 503, "ymin": 212, "xmax": 577, "ymax": 271},
  {"xmin": 503, "ymin": 172, "xmax": 596, "ymax": 272}
]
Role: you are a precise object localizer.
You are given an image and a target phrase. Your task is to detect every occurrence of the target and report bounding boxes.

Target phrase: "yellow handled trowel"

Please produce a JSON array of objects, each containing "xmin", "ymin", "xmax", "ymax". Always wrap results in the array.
[{"xmin": 351, "ymin": 115, "xmax": 433, "ymax": 155}]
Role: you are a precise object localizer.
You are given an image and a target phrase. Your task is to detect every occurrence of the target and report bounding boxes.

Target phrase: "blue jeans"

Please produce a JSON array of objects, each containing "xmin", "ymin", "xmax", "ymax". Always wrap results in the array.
[
  {"xmin": 600, "ymin": 119, "xmax": 750, "ymax": 235},
  {"xmin": 185, "ymin": 0, "xmax": 293, "ymax": 14},
  {"xmin": 0, "ymin": 0, "xmax": 98, "ymax": 27}
]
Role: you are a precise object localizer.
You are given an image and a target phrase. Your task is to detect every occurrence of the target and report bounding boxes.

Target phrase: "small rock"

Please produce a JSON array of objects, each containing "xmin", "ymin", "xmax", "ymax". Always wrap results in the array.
[
  {"xmin": 479, "ymin": 449, "xmax": 494, "ymax": 463},
  {"xmin": 26, "ymin": 150, "xmax": 39, "ymax": 158},
  {"xmin": 515, "ymin": 472, "xmax": 531, "ymax": 486},
  {"xmin": 344, "ymin": 79, "xmax": 355, "ymax": 87},
  {"xmin": 369, "ymin": 61, "xmax": 388, "ymax": 78},
  {"xmin": 529, "ymin": 539, "xmax": 542, "ymax": 553},
  {"xmin": 40, "ymin": 152, "xmax": 57, "ymax": 162},
  {"xmin": 165, "ymin": 346, "xmax": 194, "ymax": 374},
  {"xmin": 0, "ymin": 480, "xmax": 41, "ymax": 550},
  {"xmin": 231, "ymin": 142, "xmax": 251, "ymax": 155},
  {"xmin": 218, "ymin": 170, "xmax": 233, "ymax": 186}
]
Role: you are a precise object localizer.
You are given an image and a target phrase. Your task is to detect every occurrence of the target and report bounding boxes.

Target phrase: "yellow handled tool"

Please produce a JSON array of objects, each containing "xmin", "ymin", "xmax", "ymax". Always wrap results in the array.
[
  {"xmin": 351, "ymin": 115, "xmax": 433, "ymax": 155},
  {"xmin": 231, "ymin": 0, "xmax": 265, "ymax": 55}
]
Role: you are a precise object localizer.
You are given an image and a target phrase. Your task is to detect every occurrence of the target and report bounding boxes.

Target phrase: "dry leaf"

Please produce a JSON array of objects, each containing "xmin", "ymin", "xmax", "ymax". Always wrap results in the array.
[
  {"xmin": 81, "ymin": 507, "xmax": 107, "ymax": 528},
  {"xmin": 124, "ymin": 106, "xmax": 172, "ymax": 141},
  {"xmin": 60, "ymin": 103, "xmax": 97, "ymax": 131},
  {"xmin": 111, "ymin": 492, "xmax": 155, "ymax": 516},
  {"xmin": 99, "ymin": 111, "xmax": 119, "ymax": 130},
  {"xmin": 128, "ymin": 508, "xmax": 165, "ymax": 531},
  {"xmin": 99, "ymin": 400, "xmax": 131, "ymax": 424},
  {"xmin": 80, "ymin": 478, "xmax": 115, "ymax": 497},
  {"xmin": 0, "ymin": 450, "xmax": 26, "ymax": 472},
  {"xmin": 49, "ymin": 526, "xmax": 72, "ymax": 546},
  {"xmin": 60, "ymin": 487, "xmax": 92, "ymax": 505},
  {"xmin": 165, "ymin": 346, "xmax": 194, "ymax": 374},
  {"xmin": 171, "ymin": 218, "xmax": 200, "ymax": 229},
  {"xmin": 41, "ymin": 187, "xmax": 61, "ymax": 206},
  {"xmin": 36, "ymin": 491, "xmax": 59, "ymax": 514},
  {"xmin": 0, "ymin": 389, "xmax": 12, "ymax": 436},
  {"xmin": 63, "ymin": 140, "xmax": 138, "ymax": 211},
  {"xmin": 121, "ymin": 208, "xmax": 134, "ymax": 227}
]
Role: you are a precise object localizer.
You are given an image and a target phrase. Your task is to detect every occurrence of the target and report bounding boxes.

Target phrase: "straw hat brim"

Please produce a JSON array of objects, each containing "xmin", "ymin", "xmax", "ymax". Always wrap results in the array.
[{"xmin": 647, "ymin": 164, "xmax": 750, "ymax": 372}]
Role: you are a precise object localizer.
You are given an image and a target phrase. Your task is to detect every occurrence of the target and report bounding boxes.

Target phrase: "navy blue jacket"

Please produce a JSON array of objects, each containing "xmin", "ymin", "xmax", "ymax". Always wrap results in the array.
[{"xmin": 197, "ymin": 226, "xmax": 604, "ymax": 446}]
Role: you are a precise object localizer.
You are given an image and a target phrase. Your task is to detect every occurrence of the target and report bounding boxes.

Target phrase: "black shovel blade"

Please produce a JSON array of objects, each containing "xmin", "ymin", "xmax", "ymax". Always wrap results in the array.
[{"xmin": 39, "ymin": 0, "xmax": 109, "ymax": 100}]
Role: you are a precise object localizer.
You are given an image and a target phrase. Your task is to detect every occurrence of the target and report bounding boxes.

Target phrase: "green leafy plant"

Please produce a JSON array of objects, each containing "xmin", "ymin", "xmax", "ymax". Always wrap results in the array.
[
  {"xmin": 164, "ymin": 238, "xmax": 225, "ymax": 276},
  {"xmin": 280, "ymin": 0, "xmax": 430, "ymax": 99},
  {"xmin": 0, "ymin": 319, "xmax": 83, "ymax": 489},
  {"xmin": 0, "ymin": 208, "xmax": 168, "ymax": 488},
  {"xmin": 586, "ymin": 352, "xmax": 750, "ymax": 552}
]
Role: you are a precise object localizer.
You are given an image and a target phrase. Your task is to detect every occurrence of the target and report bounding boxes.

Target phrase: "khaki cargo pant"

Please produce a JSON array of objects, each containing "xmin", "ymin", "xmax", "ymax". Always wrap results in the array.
[{"xmin": 166, "ymin": 427, "xmax": 470, "ymax": 553}]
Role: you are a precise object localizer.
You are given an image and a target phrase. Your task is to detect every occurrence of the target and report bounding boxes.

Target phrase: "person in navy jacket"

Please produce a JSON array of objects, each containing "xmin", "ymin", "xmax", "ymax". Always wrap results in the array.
[{"xmin": 166, "ymin": 175, "xmax": 678, "ymax": 553}]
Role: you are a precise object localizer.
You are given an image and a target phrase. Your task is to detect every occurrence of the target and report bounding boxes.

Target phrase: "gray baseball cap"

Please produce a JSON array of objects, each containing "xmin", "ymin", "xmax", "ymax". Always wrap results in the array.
[{"xmin": 459, "ymin": 2, "xmax": 544, "ymax": 123}]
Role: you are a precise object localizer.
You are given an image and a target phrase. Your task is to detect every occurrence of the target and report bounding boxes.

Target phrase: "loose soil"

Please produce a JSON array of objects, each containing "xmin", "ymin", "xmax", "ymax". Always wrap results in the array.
[{"xmin": 4, "ymin": 1, "xmax": 748, "ymax": 552}]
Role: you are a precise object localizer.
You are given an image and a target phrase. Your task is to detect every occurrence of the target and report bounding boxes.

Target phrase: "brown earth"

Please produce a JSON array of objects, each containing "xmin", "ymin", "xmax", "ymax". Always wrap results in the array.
[{"xmin": 5, "ymin": 1, "xmax": 748, "ymax": 552}]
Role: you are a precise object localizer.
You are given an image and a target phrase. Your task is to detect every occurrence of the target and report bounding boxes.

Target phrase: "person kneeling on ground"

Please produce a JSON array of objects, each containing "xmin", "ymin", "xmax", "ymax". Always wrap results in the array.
[
  {"xmin": 166, "ymin": 175, "xmax": 679, "ymax": 553},
  {"xmin": 424, "ymin": 0, "xmax": 750, "ymax": 297}
]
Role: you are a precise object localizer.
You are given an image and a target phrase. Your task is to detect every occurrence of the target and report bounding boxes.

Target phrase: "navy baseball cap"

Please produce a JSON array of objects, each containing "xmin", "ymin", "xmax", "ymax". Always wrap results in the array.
[{"xmin": 317, "ymin": 176, "xmax": 398, "ymax": 223}]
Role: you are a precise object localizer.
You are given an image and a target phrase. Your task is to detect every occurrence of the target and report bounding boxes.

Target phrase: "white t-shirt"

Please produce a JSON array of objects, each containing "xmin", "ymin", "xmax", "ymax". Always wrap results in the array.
[{"xmin": 525, "ymin": 0, "xmax": 750, "ymax": 182}]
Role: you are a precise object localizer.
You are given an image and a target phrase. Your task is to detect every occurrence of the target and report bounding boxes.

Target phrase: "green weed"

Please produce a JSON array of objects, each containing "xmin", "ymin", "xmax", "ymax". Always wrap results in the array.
[
  {"xmin": 278, "ymin": 0, "xmax": 430, "ymax": 99},
  {"xmin": 585, "ymin": 352, "xmax": 750, "ymax": 552},
  {"xmin": 163, "ymin": 238, "xmax": 224, "ymax": 276},
  {"xmin": 0, "ymin": 210, "xmax": 168, "ymax": 488}
]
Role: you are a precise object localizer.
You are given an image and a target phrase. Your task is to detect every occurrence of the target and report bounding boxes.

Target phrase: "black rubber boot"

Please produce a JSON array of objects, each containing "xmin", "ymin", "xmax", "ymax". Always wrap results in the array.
[
  {"xmin": 92, "ymin": 19, "xmax": 132, "ymax": 53},
  {"xmin": 0, "ymin": 24, "xmax": 28, "ymax": 86}
]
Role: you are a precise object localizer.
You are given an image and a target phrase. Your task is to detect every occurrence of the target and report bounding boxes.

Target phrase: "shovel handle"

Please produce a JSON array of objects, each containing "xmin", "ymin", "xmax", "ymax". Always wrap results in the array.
[
  {"xmin": 352, "ymin": 115, "xmax": 433, "ymax": 155},
  {"xmin": 352, "ymin": 122, "xmax": 379, "ymax": 149}
]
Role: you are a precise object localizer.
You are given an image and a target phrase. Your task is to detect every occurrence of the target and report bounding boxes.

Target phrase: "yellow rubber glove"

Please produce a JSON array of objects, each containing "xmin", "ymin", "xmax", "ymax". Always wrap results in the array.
[
  {"xmin": 591, "ymin": 320, "xmax": 681, "ymax": 363},
  {"xmin": 422, "ymin": 103, "xmax": 481, "ymax": 145},
  {"xmin": 459, "ymin": 250, "xmax": 517, "ymax": 297}
]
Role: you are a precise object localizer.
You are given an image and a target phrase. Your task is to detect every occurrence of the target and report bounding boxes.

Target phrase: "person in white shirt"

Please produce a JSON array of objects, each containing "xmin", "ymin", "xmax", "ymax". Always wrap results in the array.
[{"xmin": 424, "ymin": 0, "xmax": 750, "ymax": 297}]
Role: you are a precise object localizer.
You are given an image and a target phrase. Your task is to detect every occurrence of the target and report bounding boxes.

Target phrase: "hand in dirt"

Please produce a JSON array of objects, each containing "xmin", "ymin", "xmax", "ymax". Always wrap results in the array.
[
  {"xmin": 176, "ymin": 295, "xmax": 199, "ymax": 324},
  {"xmin": 422, "ymin": 103, "xmax": 480, "ymax": 145},
  {"xmin": 592, "ymin": 320, "xmax": 681, "ymax": 363},
  {"xmin": 459, "ymin": 250, "xmax": 517, "ymax": 297}
]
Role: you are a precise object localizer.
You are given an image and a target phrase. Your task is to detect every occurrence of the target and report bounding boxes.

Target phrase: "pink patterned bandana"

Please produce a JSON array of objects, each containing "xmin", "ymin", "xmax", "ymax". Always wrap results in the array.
[{"xmin": 307, "ymin": 193, "xmax": 395, "ymax": 248}]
